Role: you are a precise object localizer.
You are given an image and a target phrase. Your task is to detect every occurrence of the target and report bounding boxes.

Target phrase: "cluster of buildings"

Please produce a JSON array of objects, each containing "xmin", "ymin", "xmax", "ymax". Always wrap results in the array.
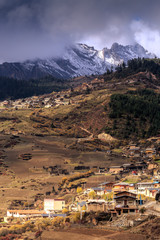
[
  {"xmin": 4, "ymin": 139, "xmax": 160, "ymax": 221},
  {"xmin": 71, "ymin": 191, "xmax": 138, "ymax": 216},
  {"xmin": 104, "ymin": 144, "xmax": 160, "ymax": 177},
  {"xmin": 0, "ymin": 78, "xmax": 111, "ymax": 111},
  {"xmin": 98, "ymin": 160, "xmax": 159, "ymax": 178},
  {"xmin": 5, "ymin": 177, "xmax": 160, "ymax": 221},
  {"xmin": 123, "ymin": 144, "xmax": 158, "ymax": 159},
  {"xmin": 73, "ymin": 178, "xmax": 160, "ymax": 217},
  {"xmin": 6, "ymin": 198, "xmax": 66, "ymax": 220},
  {"xmin": 0, "ymin": 92, "xmax": 72, "ymax": 110}
]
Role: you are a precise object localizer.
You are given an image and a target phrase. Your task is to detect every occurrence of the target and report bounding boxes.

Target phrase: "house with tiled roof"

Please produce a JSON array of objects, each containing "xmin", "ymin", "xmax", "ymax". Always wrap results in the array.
[{"xmin": 113, "ymin": 191, "xmax": 138, "ymax": 215}]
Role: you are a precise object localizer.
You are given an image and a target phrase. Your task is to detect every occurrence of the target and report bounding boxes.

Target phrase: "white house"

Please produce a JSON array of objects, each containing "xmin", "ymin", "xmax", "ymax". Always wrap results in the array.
[
  {"xmin": 145, "ymin": 188, "xmax": 160, "ymax": 198},
  {"xmin": 91, "ymin": 187, "xmax": 105, "ymax": 196},
  {"xmin": 44, "ymin": 199, "xmax": 65, "ymax": 212},
  {"xmin": 7, "ymin": 210, "xmax": 45, "ymax": 218},
  {"xmin": 137, "ymin": 182, "xmax": 155, "ymax": 194}
]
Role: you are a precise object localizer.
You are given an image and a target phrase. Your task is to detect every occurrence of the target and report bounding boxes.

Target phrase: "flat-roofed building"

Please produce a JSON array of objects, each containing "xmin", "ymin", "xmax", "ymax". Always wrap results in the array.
[
  {"xmin": 87, "ymin": 199, "xmax": 107, "ymax": 212},
  {"xmin": 137, "ymin": 182, "xmax": 155, "ymax": 193},
  {"xmin": 91, "ymin": 187, "xmax": 105, "ymax": 196},
  {"xmin": 44, "ymin": 199, "xmax": 65, "ymax": 212},
  {"xmin": 7, "ymin": 210, "xmax": 45, "ymax": 218},
  {"xmin": 109, "ymin": 166, "xmax": 123, "ymax": 174},
  {"xmin": 145, "ymin": 188, "xmax": 160, "ymax": 198}
]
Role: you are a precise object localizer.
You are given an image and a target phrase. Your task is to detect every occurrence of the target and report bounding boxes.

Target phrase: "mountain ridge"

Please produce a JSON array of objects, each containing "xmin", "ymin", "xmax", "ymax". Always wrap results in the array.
[{"xmin": 0, "ymin": 42, "xmax": 156, "ymax": 80}]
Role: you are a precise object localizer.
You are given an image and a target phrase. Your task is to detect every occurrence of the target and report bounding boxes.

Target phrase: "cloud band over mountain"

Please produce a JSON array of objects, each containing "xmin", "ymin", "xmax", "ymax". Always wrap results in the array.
[{"xmin": 0, "ymin": 0, "xmax": 160, "ymax": 62}]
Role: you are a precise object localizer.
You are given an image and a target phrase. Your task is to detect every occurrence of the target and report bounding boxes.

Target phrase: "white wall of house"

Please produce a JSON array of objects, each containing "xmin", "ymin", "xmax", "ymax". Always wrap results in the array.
[
  {"xmin": 96, "ymin": 190, "xmax": 105, "ymax": 196},
  {"xmin": 44, "ymin": 199, "xmax": 65, "ymax": 212},
  {"xmin": 145, "ymin": 189, "xmax": 158, "ymax": 198},
  {"xmin": 44, "ymin": 199, "xmax": 54, "ymax": 211},
  {"xmin": 137, "ymin": 183, "xmax": 154, "ymax": 191},
  {"xmin": 115, "ymin": 199, "xmax": 136, "ymax": 206},
  {"xmin": 7, "ymin": 211, "xmax": 26, "ymax": 218}
]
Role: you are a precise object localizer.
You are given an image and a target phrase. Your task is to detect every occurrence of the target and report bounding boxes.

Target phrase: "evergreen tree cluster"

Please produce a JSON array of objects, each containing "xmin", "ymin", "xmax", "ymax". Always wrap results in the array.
[
  {"xmin": 104, "ymin": 58, "xmax": 160, "ymax": 80},
  {"xmin": 0, "ymin": 76, "xmax": 67, "ymax": 100},
  {"xmin": 107, "ymin": 89, "xmax": 160, "ymax": 139}
]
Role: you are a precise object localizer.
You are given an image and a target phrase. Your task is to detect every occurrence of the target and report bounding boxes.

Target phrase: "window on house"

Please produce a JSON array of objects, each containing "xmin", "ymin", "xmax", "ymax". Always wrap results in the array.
[
  {"xmin": 130, "ymin": 209, "xmax": 135, "ymax": 212},
  {"xmin": 123, "ymin": 209, "xmax": 128, "ymax": 213}
]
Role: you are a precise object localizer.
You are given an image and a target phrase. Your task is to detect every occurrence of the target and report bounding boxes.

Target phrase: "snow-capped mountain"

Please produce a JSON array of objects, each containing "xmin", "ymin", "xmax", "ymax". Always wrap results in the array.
[{"xmin": 0, "ymin": 43, "xmax": 155, "ymax": 80}]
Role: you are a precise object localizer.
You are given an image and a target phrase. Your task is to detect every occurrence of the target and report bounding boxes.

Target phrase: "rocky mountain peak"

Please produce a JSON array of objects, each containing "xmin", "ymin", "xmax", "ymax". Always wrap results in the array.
[{"xmin": 0, "ymin": 43, "xmax": 156, "ymax": 80}]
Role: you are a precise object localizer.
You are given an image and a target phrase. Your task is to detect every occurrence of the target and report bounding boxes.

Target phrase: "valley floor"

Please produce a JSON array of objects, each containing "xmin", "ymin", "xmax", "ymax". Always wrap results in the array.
[
  {"xmin": 41, "ymin": 228, "xmax": 146, "ymax": 240},
  {"xmin": 0, "ymin": 133, "xmax": 127, "ymax": 215}
]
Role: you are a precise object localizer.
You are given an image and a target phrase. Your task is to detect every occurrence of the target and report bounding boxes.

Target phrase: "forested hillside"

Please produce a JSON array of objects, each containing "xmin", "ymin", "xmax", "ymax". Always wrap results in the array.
[
  {"xmin": 104, "ymin": 58, "xmax": 160, "ymax": 81},
  {"xmin": 0, "ymin": 76, "xmax": 68, "ymax": 100},
  {"xmin": 107, "ymin": 89, "xmax": 160, "ymax": 139}
]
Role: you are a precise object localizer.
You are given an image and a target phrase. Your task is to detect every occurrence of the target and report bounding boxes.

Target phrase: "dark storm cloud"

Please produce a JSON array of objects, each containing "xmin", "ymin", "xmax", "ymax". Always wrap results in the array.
[{"xmin": 0, "ymin": 0, "xmax": 160, "ymax": 62}]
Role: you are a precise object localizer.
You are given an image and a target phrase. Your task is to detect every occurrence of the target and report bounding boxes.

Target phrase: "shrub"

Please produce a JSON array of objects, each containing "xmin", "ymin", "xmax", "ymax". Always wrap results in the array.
[
  {"xmin": 9, "ymin": 224, "xmax": 24, "ymax": 234},
  {"xmin": 72, "ymin": 212, "xmax": 80, "ymax": 223},
  {"xmin": 82, "ymin": 205, "xmax": 86, "ymax": 211},
  {"xmin": 62, "ymin": 208, "xmax": 68, "ymax": 214},
  {"xmin": 140, "ymin": 207, "xmax": 146, "ymax": 213},
  {"xmin": 102, "ymin": 194, "xmax": 107, "ymax": 201},
  {"xmin": 106, "ymin": 192, "xmax": 113, "ymax": 201},
  {"xmin": 0, "ymin": 233, "xmax": 18, "ymax": 240},
  {"xmin": 77, "ymin": 187, "xmax": 83, "ymax": 194},
  {"xmin": 51, "ymin": 217, "xmax": 64, "ymax": 228},
  {"xmin": 35, "ymin": 218, "xmax": 51, "ymax": 230},
  {"xmin": 88, "ymin": 190, "xmax": 96, "ymax": 199},
  {"xmin": 0, "ymin": 228, "xmax": 9, "ymax": 237},
  {"xmin": 23, "ymin": 220, "xmax": 35, "ymax": 231}
]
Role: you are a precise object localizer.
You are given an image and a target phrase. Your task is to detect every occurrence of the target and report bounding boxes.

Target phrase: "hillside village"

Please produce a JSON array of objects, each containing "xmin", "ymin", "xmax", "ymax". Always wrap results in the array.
[
  {"xmin": 0, "ymin": 77, "xmax": 109, "ymax": 111},
  {"xmin": 0, "ymin": 113, "xmax": 159, "ymax": 240},
  {"xmin": 0, "ymin": 69, "xmax": 155, "ymax": 110},
  {"xmin": 2, "ymin": 143, "xmax": 160, "ymax": 228},
  {"xmin": 0, "ymin": 73, "xmax": 157, "ymax": 110},
  {"xmin": 0, "ymin": 73, "xmax": 160, "ymax": 239},
  {"xmin": 0, "ymin": 93, "xmax": 70, "ymax": 110},
  {"xmin": 1, "ymin": 0, "xmax": 160, "ymax": 239}
]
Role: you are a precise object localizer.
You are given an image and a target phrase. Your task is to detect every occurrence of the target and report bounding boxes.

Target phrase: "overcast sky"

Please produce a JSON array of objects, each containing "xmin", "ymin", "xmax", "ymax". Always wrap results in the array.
[{"xmin": 0, "ymin": 0, "xmax": 160, "ymax": 62}]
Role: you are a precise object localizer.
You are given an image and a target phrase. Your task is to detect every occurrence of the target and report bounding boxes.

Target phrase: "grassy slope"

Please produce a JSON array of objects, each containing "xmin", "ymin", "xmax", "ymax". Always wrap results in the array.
[
  {"xmin": 0, "ymin": 88, "xmax": 159, "ymax": 141},
  {"xmin": 0, "ymin": 60, "xmax": 160, "ymax": 141},
  {"xmin": 0, "ymin": 89, "xmax": 112, "ymax": 139}
]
